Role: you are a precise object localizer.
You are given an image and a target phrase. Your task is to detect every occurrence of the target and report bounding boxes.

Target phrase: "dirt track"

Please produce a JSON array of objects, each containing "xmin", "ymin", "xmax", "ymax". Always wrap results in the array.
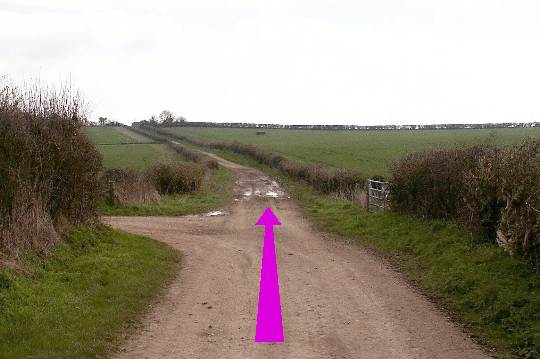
[{"xmin": 104, "ymin": 153, "xmax": 490, "ymax": 359}]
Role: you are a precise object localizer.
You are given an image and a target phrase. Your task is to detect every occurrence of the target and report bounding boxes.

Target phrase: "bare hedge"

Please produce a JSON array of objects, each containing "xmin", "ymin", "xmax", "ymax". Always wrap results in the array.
[
  {"xmin": 101, "ymin": 169, "xmax": 160, "ymax": 206},
  {"xmin": 147, "ymin": 162, "xmax": 204, "ymax": 195},
  {"xmin": 167, "ymin": 142, "xmax": 219, "ymax": 169},
  {"xmin": 390, "ymin": 142, "xmax": 540, "ymax": 262},
  {"xmin": 390, "ymin": 146, "xmax": 485, "ymax": 219},
  {"xmin": 0, "ymin": 82, "xmax": 102, "ymax": 258},
  {"xmin": 101, "ymin": 162, "xmax": 205, "ymax": 207}
]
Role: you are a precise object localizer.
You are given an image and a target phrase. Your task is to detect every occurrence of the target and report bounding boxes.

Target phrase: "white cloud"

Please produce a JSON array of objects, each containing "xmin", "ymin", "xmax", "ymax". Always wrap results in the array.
[{"xmin": 1, "ymin": 0, "xmax": 539, "ymax": 125}]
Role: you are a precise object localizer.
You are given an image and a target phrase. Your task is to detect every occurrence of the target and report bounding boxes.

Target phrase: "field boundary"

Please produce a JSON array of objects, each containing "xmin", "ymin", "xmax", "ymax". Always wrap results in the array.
[
  {"xmin": 367, "ymin": 179, "xmax": 390, "ymax": 211},
  {"xmin": 132, "ymin": 120, "xmax": 540, "ymax": 131},
  {"xmin": 97, "ymin": 142, "xmax": 162, "ymax": 145}
]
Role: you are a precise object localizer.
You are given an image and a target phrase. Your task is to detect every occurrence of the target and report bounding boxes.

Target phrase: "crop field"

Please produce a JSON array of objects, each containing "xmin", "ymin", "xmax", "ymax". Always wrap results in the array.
[
  {"xmin": 85, "ymin": 127, "xmax": 176, "ymax": 171},
  {"xmin": 98, "ymin": 144, "xmax": 177, "ymax": 171},
  {"xmin": 84, "ymin": 127, "xmax": 136, "ymax": 144},
  {"xmin": 165, "ymin": 127, "xmax": 540, "ymax": 176}
]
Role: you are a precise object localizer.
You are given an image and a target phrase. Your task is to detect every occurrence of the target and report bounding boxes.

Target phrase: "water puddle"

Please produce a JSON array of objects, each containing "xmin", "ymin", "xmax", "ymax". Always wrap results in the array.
[
  {"xmin": 235, "ymin": 175, "xmax": 287, "ymax": 201},
  {"xmin": 205, "ymin": 211, "xmax": 226, "ymax": 217}
]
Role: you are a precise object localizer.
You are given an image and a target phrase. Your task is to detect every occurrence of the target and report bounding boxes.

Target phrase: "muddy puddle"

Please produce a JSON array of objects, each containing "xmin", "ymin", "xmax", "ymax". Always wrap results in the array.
[{"xmin": 234, "ymin": 174, "xmax": 289, "ymax": 201}]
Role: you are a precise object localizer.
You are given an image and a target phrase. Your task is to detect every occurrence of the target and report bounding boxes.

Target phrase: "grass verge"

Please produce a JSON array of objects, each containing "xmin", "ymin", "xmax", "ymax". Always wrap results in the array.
[
  {"xmin": 98, "ymin": 167, "xmax": 234, "ymax": 216},
  {"xmin": 286, "ymin": 180, "xmax": 539, "ymax": 358},
  {"xmin": 0, "ymin": 225, "xmax": 179, "ymax": 358},
  {"xmin": 176, "ymin": 141, "xmax": 540, "ymax": 358}
]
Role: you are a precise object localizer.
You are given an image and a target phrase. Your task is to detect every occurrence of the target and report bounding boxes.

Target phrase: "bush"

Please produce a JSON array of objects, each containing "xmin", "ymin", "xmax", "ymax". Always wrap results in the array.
[
  {"xmin": 390, "ymin": 142, "xmax": 540, "ymax": 263},
  {"xmin": 101, "ymin": 169, "xmax": 160, "ymax": 206},
  {"xmin": 460, "ymin": 146, "xmax": 505, "ymax": 239},
  {"xmin": 147, "ymin": 162, "xmax": 204, "ymax": 194},
  {"xmin": 390, "ymin": 146, "xmax": 486, "ymax": 219},
  {"xmin": 494, "ymin": 142, "xmax": 540, "ymax": 260},
  {"xmin": 0, "ymin": 81, "xmax": 102, "ymax": 258}
]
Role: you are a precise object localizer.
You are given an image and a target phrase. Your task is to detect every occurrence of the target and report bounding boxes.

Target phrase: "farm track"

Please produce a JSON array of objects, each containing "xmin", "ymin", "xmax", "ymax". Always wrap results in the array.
[
  {"xmin": 104, "ymin": 151, "xmax": 490, "ymax": 359},
  {"xmin": 116, "ymin": 126, "xmax": 156, "ymax": 143}
]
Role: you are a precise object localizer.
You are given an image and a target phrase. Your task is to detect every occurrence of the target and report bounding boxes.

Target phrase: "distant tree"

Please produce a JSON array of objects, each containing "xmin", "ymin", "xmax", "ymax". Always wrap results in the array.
[
  {"xmin": 106, "ymin": 121, "xmax": 123, "ymax": 127},
  {"xmin": 149, "ymin": 115, "xmax": 158, "ymax": 126},
  {"xmin": 98, "ymin": 117, "xmax": 108, "ymax": 127},
  {"xmin": 159, "ymin": 110, "xmax": 175, "ymax": 127}
]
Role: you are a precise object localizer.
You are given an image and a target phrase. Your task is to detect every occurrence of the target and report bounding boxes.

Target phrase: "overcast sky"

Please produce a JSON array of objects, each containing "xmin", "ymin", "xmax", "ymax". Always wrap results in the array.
[{"xmin": 1, "ymin": 0, "xmax": 539, "ymax": 125}]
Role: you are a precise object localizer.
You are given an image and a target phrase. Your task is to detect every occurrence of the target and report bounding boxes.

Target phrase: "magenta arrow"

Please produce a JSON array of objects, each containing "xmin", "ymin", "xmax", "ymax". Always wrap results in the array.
[{"xmin": 255, "ymin": 207, "xmax": 284, "ymax": 342}]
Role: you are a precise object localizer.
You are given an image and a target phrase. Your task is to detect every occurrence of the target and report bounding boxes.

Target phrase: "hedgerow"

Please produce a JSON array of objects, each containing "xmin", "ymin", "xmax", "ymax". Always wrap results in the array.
[
  {"xmin": 390, "ymin": 142, "xmax": 540, "ymax": 263},
  {"xmin": 0, "ymin": 81, "xmax": 102, "ymax": 258},
  {"xmin": 147, "ymin": 162, "xmax": 205, "ymax": 195},
  {"xmin": 101, "ymin": 168, "xmax": 160, "ymax": 206}
]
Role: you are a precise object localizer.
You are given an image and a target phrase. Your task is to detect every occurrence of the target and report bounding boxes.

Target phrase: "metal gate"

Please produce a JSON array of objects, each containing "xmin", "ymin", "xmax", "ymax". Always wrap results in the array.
[{"xmin": 367, "ymin": 179, "xmax": 390, "ymax": 211}]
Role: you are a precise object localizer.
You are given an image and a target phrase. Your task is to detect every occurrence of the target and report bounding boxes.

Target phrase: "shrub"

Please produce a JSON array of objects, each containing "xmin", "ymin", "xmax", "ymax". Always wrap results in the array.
[
  {"xmin": 495, "ymin": 141, "xmax": 540, "ymax": 260},
  {"xmin": 390, "ymin": 142, "xmax": 540, "ymax": 263},
  {"xmin": 101, "ymin": 169, "xmax": 160, "ymax": 206},
  {"xmin": 460, "ymin": 146, "xmax": 505, "ymax": 239},
  {"xmin": 0, "ymin": 81, "xmax": 102, "ymax": 258},
  {"xmin": 390, "ymin": 146, "xmax": 488, "ymax": 219},
  {"xmin": 147, "ymin": 162, "xmax": 204, "ymax": 194}
]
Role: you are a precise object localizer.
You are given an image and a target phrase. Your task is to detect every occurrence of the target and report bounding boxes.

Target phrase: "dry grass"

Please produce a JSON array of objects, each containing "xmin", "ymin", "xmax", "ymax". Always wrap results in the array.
[{"xmin": 101, "ymin": 169, "xmax": 160, "ymax": 206}]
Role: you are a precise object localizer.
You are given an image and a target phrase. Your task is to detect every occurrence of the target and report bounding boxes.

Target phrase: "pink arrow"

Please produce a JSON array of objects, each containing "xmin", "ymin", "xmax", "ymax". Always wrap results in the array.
[{"xmin": 255, "ymin": 207, "xmax": 284, "ymax": 342}]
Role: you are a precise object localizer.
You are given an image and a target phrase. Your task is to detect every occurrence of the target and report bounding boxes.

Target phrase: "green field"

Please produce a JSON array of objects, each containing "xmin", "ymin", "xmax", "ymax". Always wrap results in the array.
[
  {"xmin": 84, "ymin": 127, "xmax": 177, "ymax": 171},
  {"xmin": 165, "ymin": 127, "xmax": 540, "ymax": 176},
  {"xmin": 84, "ymin": 127, "xmax": 136, "ymax": 144},
  {"xmin": 0, "ymin": 226, "xmax": 178, "ymax": 358},
  {"xmin": 98, "ymin": 143, "xmax": 177, "ymax": 171}
]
